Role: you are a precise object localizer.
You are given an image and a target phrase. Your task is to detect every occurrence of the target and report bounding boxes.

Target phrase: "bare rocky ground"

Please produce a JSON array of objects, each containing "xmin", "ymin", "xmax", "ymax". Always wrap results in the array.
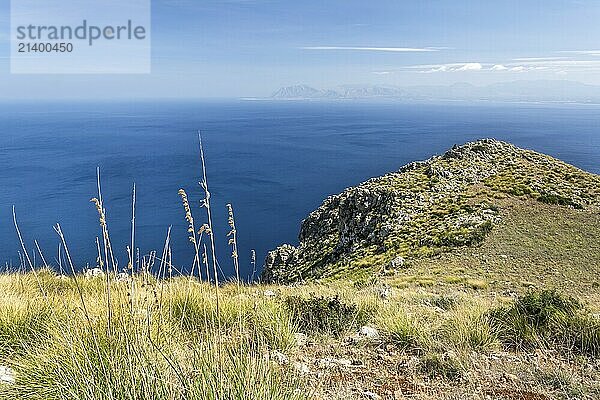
[{"xmin": 289, "ymin": 317, "xmax": 600, "ymax": 400}]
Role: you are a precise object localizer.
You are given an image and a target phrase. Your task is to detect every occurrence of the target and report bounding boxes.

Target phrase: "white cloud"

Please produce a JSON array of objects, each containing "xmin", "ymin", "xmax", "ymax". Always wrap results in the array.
[
  {"xmin": 560, "ymin": 50, "xmax": 600, "ymax": 56},
  {"xmin": 403, "ymin": 58, "xmax": 600, "ymax": 74},
  {"xmin": 417, "ymin": 66, "xmax": 449, "ymax": 73},
  {"xmin": 507, "ymin": 59, "xmax": 600, "ymax": 71},
  {"xmin": 373, "ymin": 71, "xmax": 391, "ymax": 75},
  {"xmin": 301, "ymin": 46, "xmax": 439, "ymax": 52},
  {"xmin": 407, "ymin": 62, "xmax": 485, "ymax": 73},
  {"xmin": 457, "ymin": 62, "xmax": 483, "ymax": 71}
]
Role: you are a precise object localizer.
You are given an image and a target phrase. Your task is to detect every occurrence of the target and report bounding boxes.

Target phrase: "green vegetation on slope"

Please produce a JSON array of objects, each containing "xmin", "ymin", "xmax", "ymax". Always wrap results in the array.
[{"xmin": 263, "ymin": 139, "xmax": 600, "ymax": 283}]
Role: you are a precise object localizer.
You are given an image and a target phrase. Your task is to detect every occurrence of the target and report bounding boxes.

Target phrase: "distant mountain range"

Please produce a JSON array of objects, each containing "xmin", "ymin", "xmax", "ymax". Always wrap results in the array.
[{"xmin": 270, "ymin": 81, "xmax": 600, "ymax": 103}]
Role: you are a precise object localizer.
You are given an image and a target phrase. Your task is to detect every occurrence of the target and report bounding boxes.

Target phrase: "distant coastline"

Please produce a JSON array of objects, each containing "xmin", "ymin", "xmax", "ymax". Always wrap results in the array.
[{"xmin": 267, "ymin": 80, "xmax": 600, "ymax": 105}]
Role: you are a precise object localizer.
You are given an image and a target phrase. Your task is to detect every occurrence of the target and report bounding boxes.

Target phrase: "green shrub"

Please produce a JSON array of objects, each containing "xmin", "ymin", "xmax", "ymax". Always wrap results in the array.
[
  {"xmin": 537, "ymin": 193, "xmax": 583, "ymax": 209},
  {"xmin": 512, "ymin": 290, "xmax": 580, "ymax": 327},
  {"xmin": 488, "ymin": 290, "xmax": 600, "ymax": 356},
  {"xmin": 284, "ymin": 295, "xmax": 370, "ymax": 337},
  {"xmin": 562, "ymin": 314, "xmax": 600, "ymax": 357}
]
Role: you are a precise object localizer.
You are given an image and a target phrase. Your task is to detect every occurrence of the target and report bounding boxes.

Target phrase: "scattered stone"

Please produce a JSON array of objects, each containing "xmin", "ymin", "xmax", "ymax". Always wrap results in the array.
[
  {"xmin": 359, "ymin": 326, "xmax": 379, "ymax": 339},
  {"xmin": 0, "ymin": 366, "xmax": 15, "ymax": 385},
  {"xmin": 377, "ymin": 285, "xmax": 392, "ymax": 299},
  {"xmin": 363, "ymin": 391, "xmax": 382, "ymax": 400},
  {"xmin": 84, "ymin": 267, "xmax": 105, "ymax": 278},
  {"xmin": 116, "ymin": 272, "xmax": 130, "ymax": 281},
  {"xmin": 270, "ymin": 350, "xmax": 288, "ymax": 365},
  {"xmin": 294, "ymin": 332, "xmax": 308, "ymax": 346},
  {"xmin": 337, "ymin": 358, "xmax": 353, "ymax": 367},
  {"xmin": 263, "ymin": 290, "xmax": 276, "ymax": 297},
  {"xmin": 317, "ymin": 357, "xmax": 353, "ymax": 368},
  {"xmin": 390, "ymin": 256, "xmax": 405, "ymax": 269},
  {"xmin": 503, "ymin": 372, "xmax": 518, "ymax": 382},
  {"xmin": 293, "ymin": 361, "xmax": 310, "ymax": 374}
]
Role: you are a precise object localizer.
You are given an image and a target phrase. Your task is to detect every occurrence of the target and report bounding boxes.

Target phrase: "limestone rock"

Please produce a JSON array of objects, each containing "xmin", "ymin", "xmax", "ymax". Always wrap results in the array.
[
  {"xmin": 0, "ymin": 366, "xmax": 15, "ymax": 385},
  {"xmin": 270, "ymin": 350, "xmax": 288, "ymax": 365},
  {"xmin": 359, "ymin": 326, "xmax": 379, "ymax": 339},
  {"xmin": 293, "ymin": 361, "xmax": 310, "ymax": 374},
  {"xmin": 84, "ymin": 267, "xmax": 105, "ymax": 278}
]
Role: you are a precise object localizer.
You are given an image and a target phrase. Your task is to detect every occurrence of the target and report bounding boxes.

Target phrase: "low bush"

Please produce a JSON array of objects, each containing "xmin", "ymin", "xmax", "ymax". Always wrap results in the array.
[
  {"xmin": 488, "ymin": 290, "xmax": 600, "ymax": 357},
  {"xmin": 537, "ymin": 193, "xmax": 583, "ymax": 209},
  {"xmin": 284, "ymin": 295, "xmax": 370, "ymax": 337}
]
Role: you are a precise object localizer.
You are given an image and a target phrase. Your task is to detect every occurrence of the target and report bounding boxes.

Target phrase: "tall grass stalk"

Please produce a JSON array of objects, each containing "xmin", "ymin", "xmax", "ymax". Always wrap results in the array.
[
  {"xmin": 34, "ymin": 239, "xmax": 48, "ymax": 268},
  {"xmin": 12, "ymin": 206, "xmax": 45, "ymax": 296},
  {"xmin": 197, "ymin": 132, "xmax": 225, "ymax": 388}
]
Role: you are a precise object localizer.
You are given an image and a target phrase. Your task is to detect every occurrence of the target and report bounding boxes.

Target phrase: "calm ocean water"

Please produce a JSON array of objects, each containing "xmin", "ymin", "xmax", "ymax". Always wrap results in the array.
[{"xmin": 1, "ymin": 100, "xmax": 599, "ymax": 277}]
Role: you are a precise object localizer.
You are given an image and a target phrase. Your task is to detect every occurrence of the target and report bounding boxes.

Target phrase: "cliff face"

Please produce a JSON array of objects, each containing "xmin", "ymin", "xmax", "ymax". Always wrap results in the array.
[{"xmin": 262, "ymin": 139, "xmax": 600, "ymax": 283}]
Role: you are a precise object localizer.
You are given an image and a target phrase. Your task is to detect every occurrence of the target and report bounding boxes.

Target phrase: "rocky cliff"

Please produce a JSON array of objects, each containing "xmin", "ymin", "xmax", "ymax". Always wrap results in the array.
[{"xmin": 262, "ymin": 139, "xmax": 600, "ymax": 283}]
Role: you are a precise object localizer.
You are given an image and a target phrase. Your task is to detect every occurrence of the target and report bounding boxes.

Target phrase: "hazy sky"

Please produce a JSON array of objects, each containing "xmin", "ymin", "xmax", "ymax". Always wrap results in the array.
[{"xmin": 1, "ymin": 0, "xmax": 600, "ymax": 99}]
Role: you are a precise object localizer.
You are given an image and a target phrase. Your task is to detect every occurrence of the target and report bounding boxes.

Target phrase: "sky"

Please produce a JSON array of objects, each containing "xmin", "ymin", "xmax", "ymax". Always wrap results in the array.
[{"xmin": 1, "ymin": 0, "xmax": 600, "ymax": 99}]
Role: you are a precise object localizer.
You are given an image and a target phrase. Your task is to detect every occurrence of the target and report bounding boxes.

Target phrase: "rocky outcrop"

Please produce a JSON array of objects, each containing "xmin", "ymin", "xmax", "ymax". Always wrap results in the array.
[{"xmin": 262, "ymin": 139, "xmax": 600, "ymax": 283}]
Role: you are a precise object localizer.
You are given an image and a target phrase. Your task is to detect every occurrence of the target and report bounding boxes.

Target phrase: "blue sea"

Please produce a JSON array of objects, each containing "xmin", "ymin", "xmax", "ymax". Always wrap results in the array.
[{"xmin": 1, "ymin": 100, "xmax": 599, "ymax": 277}]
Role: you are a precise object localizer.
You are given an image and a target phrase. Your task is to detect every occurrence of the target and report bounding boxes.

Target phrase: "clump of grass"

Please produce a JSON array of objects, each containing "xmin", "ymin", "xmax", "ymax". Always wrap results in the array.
[
  {"xmin": 438, "ymin": 304, "xmax": 497, "ymax": 352},
  {"xmin": 251, "ymin": 299, "xmax": 297, "ymax": 351},
  {"xmin": 425, "ymin": 295, "xmax": 458, "ymax": 311},
  {"xmin": 378, "ymin": 306, "xmax": 430, "ymax": 351},
  {"xmin": 535, "ymin": 367, "xmax": 583, "ymax": 395},
  {"xmin": 169, "ymin": 285, "xmax": 296, "ymax": 350},
  {"xmin": 465, "ymin": 278, "xmax": 488, "ymax": 290},
  {"xmin": 561, "ymin": 313, "xmax": 600, "ymax": 357},
  {"xmin": 284, "ymin": 295, "xmax": 370, "ymax": 337},
  {"xmin": 0, "ymin": 301, "xmax": 54, "ymax": 358},
  {"xmin": 488, "ymin": 289, "xmax": 600, "ymax": 356},
  {"xmin": 352, "ymin": 275, "xmax": 379, "ymax": 289},
  {"xmin": 418, "ymin": 352, "xmax": 462, "ymax": 381}
]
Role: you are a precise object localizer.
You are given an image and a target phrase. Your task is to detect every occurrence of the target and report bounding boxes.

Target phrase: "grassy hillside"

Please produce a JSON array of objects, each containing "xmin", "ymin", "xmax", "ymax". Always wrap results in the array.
[
  {"xmin": 1, "ymin": 139, "xmax": 600, "ymax": 399},
  {"xmin": 407, "ymin": 198, "xmax": 600, "ymax": 303},
  {"xmin": 0, "ymin": 270, "xmax": 599, "ymax": 399}
]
